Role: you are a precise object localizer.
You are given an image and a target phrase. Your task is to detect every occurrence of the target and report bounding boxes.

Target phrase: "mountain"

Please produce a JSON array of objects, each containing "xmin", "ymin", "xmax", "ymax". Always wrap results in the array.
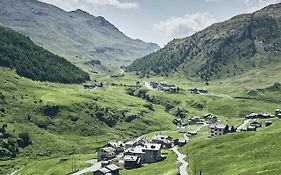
[
  {"xmin": 127, "ymin": 3, "xmax": 281, "ymax": 81},
  {"xmin": 0, "ymin": 0, "xmax": 160, "ymax": 72},
  {"xmin": 0, "ymin": 25, "xmax": 89, "ymax": 83}
]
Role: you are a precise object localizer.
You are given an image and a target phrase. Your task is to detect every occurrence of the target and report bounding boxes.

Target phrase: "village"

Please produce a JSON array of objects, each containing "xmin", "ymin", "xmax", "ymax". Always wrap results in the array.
[{"xmin": 71, "ymin": 108, "xmax": 281, "ymax": 175}]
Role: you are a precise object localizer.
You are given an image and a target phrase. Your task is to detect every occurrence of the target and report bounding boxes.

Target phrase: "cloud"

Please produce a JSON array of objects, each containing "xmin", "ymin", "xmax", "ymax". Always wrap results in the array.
[
  {"xmin": 153, "ymin": 12, "xmax": 217, "ymax": 42},
  {"xmin": 86, "ymin": 0, "xmax": 139, "ymax": 9},
  {"xmin": 39, "ymin": 0, "xmax": 139, "ymax": 10},
  {"xmin": 242, "ymin": 0, "xmax": 281, "ymax": 12}
]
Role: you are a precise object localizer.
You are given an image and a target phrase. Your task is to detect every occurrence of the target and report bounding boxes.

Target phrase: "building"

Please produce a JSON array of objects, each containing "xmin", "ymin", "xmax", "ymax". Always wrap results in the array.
[
  {"xmin": 250, "ymin": 121, "xmax": 262, "ymax": 128},
  {"xmin": 107, "ymin": 141, "xmax": 124, "ymax": 153},
  {"xmin": 97, "ymin": 147, "xmax": 116, "ymax": 161},
  {"xmin": 204, "ymin": 114, "xmax": 218, "ymax": 124},
  {"xmin": 93, "ymin": 164, "xmax": 120, "ymax": 175},
  {"xmin": 265, "ymin": 120, "xmax": 272, "ymax": 127},
  {"xmin": 187, "ymin": 131, "xmax": 197, "ymax": 136},
  {"xmin": 275, "ymin": 109, "xmax": 281, "ymax": 118},
  {"xmin": 244, "ymin": 113, "xmax": 274, "ymax": 119},
  {"xmin": 124, "ymin": 146, "xmax": 145, "ymax": 161},
  {"xmin": 209, "ymin": 123, "xmax": 226, "ymax": 137},
  {"xmin": 124, "ymin": 155, "xmax": 143, "ymax": 169},
  {"xmin": 173, "ymin": 118, "xmax": 182, "ymax": 125},
  {"xmin": 125, "ymin": 143, "xmax": 162, "ymax": 163},
  {"xmin": 142, "ymin": 144, "xmax": 162, "ymax": 163},
  {"xmin": 174, "ymin": 138, "xmax": 187, "ymax": 147},
  {"xmin": 188, "ymin": 117, "xmax": 203, "ymax": 125},
  {"xmin": 151, "ymin": 135, "xmax": 172, "ymax": 149}
]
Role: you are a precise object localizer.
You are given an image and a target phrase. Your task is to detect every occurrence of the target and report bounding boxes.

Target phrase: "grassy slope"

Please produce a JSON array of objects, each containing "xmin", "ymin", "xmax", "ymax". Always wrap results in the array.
[
  {"xmin": 182, "ymin": 119, "xmax": 281, "ymax": 175},
  {"xmin": 0, "ymin": 68, "xmax": 175, "ymax": 174}
]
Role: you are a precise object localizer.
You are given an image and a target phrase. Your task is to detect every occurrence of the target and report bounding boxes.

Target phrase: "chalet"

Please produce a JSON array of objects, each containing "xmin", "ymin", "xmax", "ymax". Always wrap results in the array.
[
  {"xmin": 124, "ymin": 143, "xmax": 162, "ymax": 163},
  {"xmin": 187, "ymin": 131, "xmax": 197, "ymax": 136},
  {"xmin": 124, "ymin": 155, "xmax": 143, "ymax": 169},
  {"xmin": 244, "ymin": 113, "xmax": 274, "ymax": 119},
  {"xmin": 97, "ymin": 147, "xmax": 116, "ymax": 161},
  {"xmin": 142, "ymin": 144, "xmax": 162, "ymax": 163},
  {"xmin": 125, "ymin": 137, "xmax": 143, "ymax": 149},
  {"xmin": 124, "ymin": 146, "xmax": 145, "ymax": 161},
  {"xmin": 173, "ymin": 118, "xmax": 182, "ymax": 125},
  {"xmin": 188, "ymin": 117, "xmax": 203, "ymax": 125},
  {"xmin": 151, "ymin": 135, "xmax": 172, "ymax": 148},
  {"xmin": 204, "ymin": 114, "xmax": 218, "ymax": 124},
  {"xmin": 190, "ymin": 88, "xmax": 208, "ymax": 94},
  {"xmin": 93, "ymin": 164, "xmax": 120, "ymax": 175},
  {"xmin": 209, "ymin": 123, "xmax": 226, "ymax": 137},
  {"xmin": 250, "ymin": 121, "xmax": 262, "ymax": 128},
  {"xmin": 275, "ymin": 109, "xmax": 281, "ymax": 118},
  {"xmin": 174, "ymin": 138, "xmax": 187, "ymax": 147},
  {"xmin": 107, "ymin": 141, "xmax": 124, "ymax": 153},
  {"xmin": 265, "ymin": 120, "xmax": 272, "ymax": 127},
  {"xmin": 247, "ymin": 126, "xmax": 257, "ymax": 131}
]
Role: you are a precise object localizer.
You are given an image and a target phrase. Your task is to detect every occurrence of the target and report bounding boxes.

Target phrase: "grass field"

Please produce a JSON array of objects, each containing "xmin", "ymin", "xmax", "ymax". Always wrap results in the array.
[{"xmin": 1, "ymin": 62, "xmax": 281, "ymax": 175}]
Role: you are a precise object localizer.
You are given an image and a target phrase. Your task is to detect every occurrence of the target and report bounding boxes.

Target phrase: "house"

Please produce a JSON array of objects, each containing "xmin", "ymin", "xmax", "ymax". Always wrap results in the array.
[
  {"xmin": 190, "ymin": 88, "xmax": 200, "ymax": 94},
  {"xmin": 125, "ymin": 137, "xmax": 143, "ymax": 149},
  {"xmin": 244, "ymin": 113, "xmax": 274, "ymax": 119},
  {"xmin": 247, "ymin": 126, "xmax": 257, "ymax": 131},
  {"xmin": 93, "ymin": 164, "xmax": 120, "ymax": 175},
  {"xmin": 142, "ymin": 144, "xmax": 162, "ymax": 163},
  {"xmin": 97, "ymin": 147, "xmax": 116, "ymax": 161},
  {"xmin": 275, "ymin": 109, "xmax": 281, "ymax": 118},
  {"xmin": 250, "ymin": 121, "xmax": 262, "ymax": 128},
  {"xmin": 190, "ymin": 88, "xmax": 208, "ymax": 94},
  {"xmin": 124, "ymin": 143, "xmax": 162, "ymax": 163},
  {"xmin": 265, "ymin": 120, "xmax": 272, "ymax": 127},
  {"xmin": 124, "ymin": 155, "xmax": 143, "ymax": 169},
  {"xmin": 151, "ymin": 135, "xmax": 172, "ymax": 149},
  {"xmin": 209, "ymin": 123, "xmax": 226, "ymax": 137},
  {"xmin": 188, "ymin": 117, "xmax": 203, "ymax": 125},
  {"xmin": 204, "ymin": 114, "xmax": 218, "ymax": 124},
  {"xmin": 124, "ymin": 146, "xmax": 145, "ymax": 161},
  {"xmin": 174, "ymin": 138, "xmax": 187, "ymax": 147},
  {"xmin": 107, "ymin": 141, "xmax": 124, "ymax": 153},
  {"xmin": 187, "ymin": 131, "xmax": 197, "ymax": 136},
  {"xmin": 173, "ymin": 118, "xmax": 182, "ymax": 125}
]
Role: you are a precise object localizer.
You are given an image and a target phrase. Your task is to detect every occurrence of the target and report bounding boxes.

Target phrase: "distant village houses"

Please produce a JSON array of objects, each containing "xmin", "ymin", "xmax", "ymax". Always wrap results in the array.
[
  {"xmin": 190, "ymin": 88, "xmax": 208, "ymax": 94},
  {"xmin": 208, "ymin": 123, "xmax": 226, "ymax": 137},
  {"xmin": 149, "ymin": 82, "xmax": 179, "ymax": 92}
]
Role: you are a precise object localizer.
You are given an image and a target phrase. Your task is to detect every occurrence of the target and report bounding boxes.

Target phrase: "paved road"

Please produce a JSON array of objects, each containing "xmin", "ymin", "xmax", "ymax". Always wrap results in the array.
[
  {"xmin": 71, "ymin": 162, "xmax": 101, "ymax": 175},
  {"xmin": 172, "ymin": 146, "xmax": 188, "ymax": 175},
  {"xmin": 237, "ymin": 119, "xmax": 251, "ymax": 131}
]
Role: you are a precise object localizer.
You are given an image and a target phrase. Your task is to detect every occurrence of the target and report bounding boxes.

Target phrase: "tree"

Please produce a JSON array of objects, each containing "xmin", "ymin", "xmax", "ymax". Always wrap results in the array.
[{"xmin": 17, "ymin": 132, "xmax": 32, "ymax": 148}]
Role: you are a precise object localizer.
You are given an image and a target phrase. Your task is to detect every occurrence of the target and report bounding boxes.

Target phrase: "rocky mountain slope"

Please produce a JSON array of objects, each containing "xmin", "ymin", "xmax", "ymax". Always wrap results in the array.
[
  {"xmin": 0, "ymin": 0, "xmax": 160, "ymax": 72},
  {"xmin": 127, "ymin": 3, "xmax": 281, "ymax": 81}
]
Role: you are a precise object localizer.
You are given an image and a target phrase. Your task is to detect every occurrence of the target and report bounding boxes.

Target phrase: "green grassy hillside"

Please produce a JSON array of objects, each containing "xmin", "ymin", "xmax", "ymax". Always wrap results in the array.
[
  {"xmin": 127, "ymin": 3, "xmax": 281, "ymax": 82},
  {"xmin": 0, "ymin": 25, "xmax": 89, "ymax": 83},
  {"xmin": 181, "ymin": 119, "xmax": 281, "ymax": 175},
  {"xmin": 0, "ymin": 68, "xmax": 175, "ymax": 174}
]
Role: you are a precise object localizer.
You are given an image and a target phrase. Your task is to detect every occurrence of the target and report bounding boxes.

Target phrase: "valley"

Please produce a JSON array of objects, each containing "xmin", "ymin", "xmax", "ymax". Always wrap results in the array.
[{"xmin": 0, "ymin": 1, "xmax": 281, "ymax": 175}]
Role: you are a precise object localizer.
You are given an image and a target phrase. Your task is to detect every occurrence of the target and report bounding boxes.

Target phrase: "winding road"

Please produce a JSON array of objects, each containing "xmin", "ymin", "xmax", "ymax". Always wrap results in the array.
[{"xmin": 172, "ymin": 146, "xmax": 188, "ymax": 175}]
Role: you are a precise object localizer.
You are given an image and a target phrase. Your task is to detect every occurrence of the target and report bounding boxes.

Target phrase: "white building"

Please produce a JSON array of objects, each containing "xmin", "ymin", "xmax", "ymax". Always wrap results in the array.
[{"xmin": 208, "ymin": 123, "xmax": 226, "ymax": 137}]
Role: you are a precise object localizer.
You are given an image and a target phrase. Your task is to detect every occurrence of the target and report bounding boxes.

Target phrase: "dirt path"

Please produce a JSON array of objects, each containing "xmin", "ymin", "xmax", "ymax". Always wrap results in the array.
[{"xmin": 172, "ymin": 146, "xmax": 188, "ymax": 175}]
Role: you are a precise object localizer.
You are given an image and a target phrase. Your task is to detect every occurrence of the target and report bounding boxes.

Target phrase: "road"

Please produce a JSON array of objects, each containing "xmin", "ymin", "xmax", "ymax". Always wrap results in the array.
[
  {"xmin": 172, "ymin": 146, "xmax": 188, "ymax": 175},
  {"xmin": 71, "ymin": 162, "xmax": 101, "ymax": 175},
  {"xmin": 237, "ymin": 119, "xmax": 251, "ymax": 131}
]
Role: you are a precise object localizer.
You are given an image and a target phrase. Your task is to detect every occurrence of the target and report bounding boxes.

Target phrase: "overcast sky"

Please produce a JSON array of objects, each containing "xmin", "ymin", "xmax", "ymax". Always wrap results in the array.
[{"xmin": 39, "ymin": 0, "xmax": 281, "ymax": 47}]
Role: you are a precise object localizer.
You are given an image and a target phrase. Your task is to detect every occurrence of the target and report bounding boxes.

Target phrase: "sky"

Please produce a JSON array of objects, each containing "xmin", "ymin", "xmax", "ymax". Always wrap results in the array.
[{"xmin": 39, "ymin": 0, "xmax": 281, "ymax": 47}]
